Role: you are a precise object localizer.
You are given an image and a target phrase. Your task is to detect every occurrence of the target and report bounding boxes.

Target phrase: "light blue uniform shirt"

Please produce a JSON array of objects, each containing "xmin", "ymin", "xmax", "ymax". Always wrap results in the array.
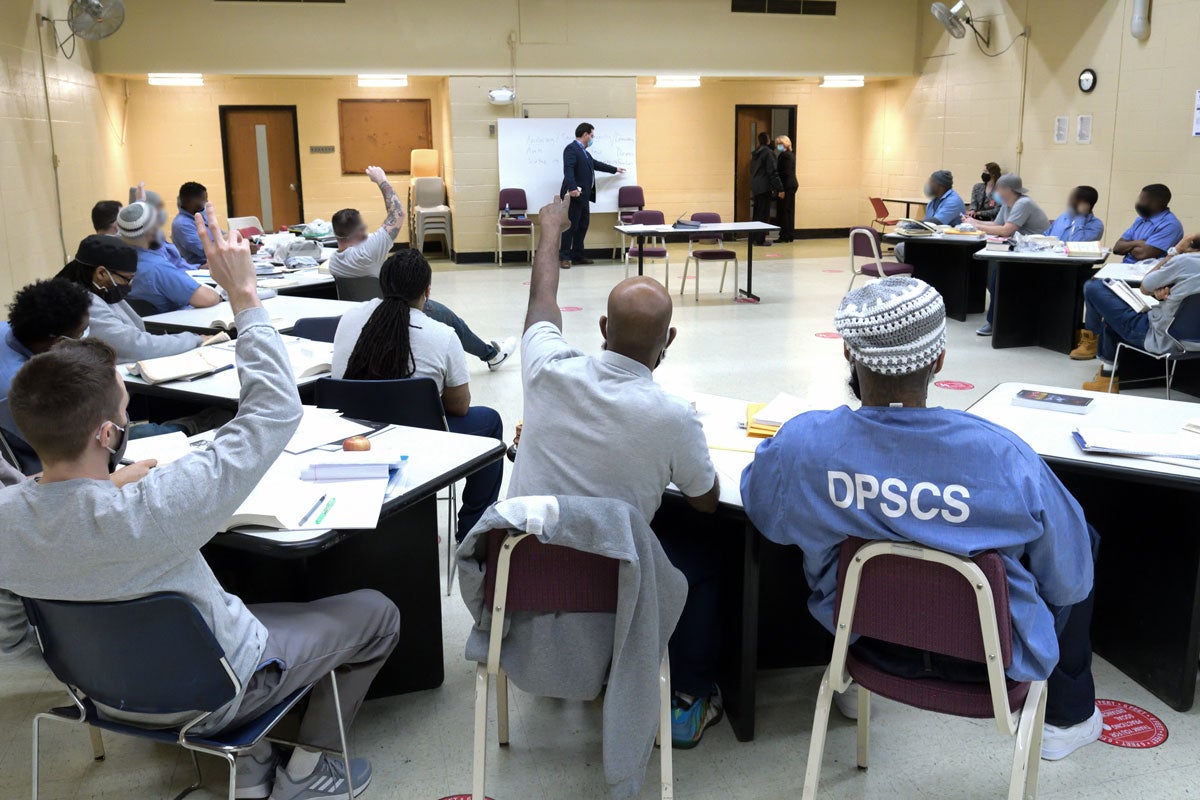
[
  {"xmin": 151, "ymin": 237, "xmax": 194, "ymax": 271},
  {"xmin": 925, "ymin": 188, "xmax": 965, "ymax": 226},
  {"xmin": 740, "ymin": 405, "xmax": 1093, "ymax": 683},
  {"xmin": 0, "ymin": 323, "xmax": 33, "ymax": 400},
  {"xmin": 171, "ymin": 209, "xmax": 207, "ymax": 266},
  {"xmin": 1119, "ymin": 209, "xmax": 1184, "ymax": 263},
  {"xmin": 1046, "ymin": 211, "xmax": 1105, "ymax": 242},
  {"xmin": 126, "ymin": 247, "xmax": 204, "ymax": 314}
]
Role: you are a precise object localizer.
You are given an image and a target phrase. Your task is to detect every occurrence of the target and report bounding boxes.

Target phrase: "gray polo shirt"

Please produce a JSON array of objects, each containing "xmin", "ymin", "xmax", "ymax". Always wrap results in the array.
[
  {"xmin": 996, "ymin": 196, "xmax": 1051, "ymax": 236},
  {"xmin": 508, "ymin": 322, "xmax": 716, "ymax": 522}
]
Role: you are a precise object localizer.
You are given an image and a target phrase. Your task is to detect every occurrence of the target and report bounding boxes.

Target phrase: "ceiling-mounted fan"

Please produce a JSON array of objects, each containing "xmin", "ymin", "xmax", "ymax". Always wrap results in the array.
[{"xmin": 40, "ymin": 0, "xmax": 126, "ymax": 59}]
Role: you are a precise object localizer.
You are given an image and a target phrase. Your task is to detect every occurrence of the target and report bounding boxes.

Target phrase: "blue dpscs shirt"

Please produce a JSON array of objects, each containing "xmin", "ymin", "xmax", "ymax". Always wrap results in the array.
[
  {"xmin": 741, "ymin": 405, "xmax": 1093, "ymax": 682},
  {"xmin": 1046, "ymin": 211, "xmax": 1105, "ymax": 242},
  {"xmin": 171, "ymin": 209, "xmax": 207, "ymax": 266},
  {"xmin": 1120, "ymin": 209, "xmax": 1183, "ymax": 263},
  {"xmin": 925, "ymin": 189, "xmax": 965, "ymax": 226},
  {"xmin": 126, "ymin": 246, "xmax": 203, "ymax": 314}
]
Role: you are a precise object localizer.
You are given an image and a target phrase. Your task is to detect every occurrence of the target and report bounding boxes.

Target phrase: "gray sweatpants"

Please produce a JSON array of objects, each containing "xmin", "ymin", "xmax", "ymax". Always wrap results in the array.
[{"xmin": 221, "ymin": 589, "xmax": 400, "ymax": 751}]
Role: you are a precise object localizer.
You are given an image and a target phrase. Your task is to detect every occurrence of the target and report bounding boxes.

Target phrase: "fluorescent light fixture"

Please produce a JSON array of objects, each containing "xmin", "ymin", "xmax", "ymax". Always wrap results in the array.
[
  {"xmin": 357, "ymin": 74, "xmax": 408, "ymax": 88},
  {"xmin": 655, "ymin": 75, "xmax": 701, "ymax": 88},
  {"xmin": 487, "ymin": 86, "xmax": 516, "ymax": 105},
  {"xmin": 147, "ymin": 73, "xmax": 203, "ymax": 87},
  {"xmin": 819, "ymin": 74, "xmax": 865, "ymax": 88}
]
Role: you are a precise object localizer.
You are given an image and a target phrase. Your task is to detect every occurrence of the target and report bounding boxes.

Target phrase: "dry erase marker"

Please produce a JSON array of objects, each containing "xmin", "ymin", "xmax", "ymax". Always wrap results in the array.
[
  {"xmin": 298, "ymin": 494, "xmax": 326, "ymax": 526},
  {"xmin": 314, "ymin": 496, "xmax": 337, "ymax": 525}
]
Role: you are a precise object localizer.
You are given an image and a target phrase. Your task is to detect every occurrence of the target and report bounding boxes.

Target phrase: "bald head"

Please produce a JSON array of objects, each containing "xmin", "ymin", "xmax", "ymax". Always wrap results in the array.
[{"xmin": 601, "ymin": 277, "xmax": 676, "ymax": 370}]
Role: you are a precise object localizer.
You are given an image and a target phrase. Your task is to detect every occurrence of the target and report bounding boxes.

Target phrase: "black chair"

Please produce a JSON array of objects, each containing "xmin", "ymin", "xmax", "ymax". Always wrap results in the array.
[
  {"xmin": 292, "ymin": 315, "xmax": 342, "ymax": 344},
  {"xmin": 126, "ymin": 298, "xmax": 159, "ymax": 318},
  {"xmin": 314, "ymin": 377, "xmax": 461, "ymax": 591},
  {"xmin": 1111, "ymin": 293, "xmax": 1200, "ymax": 399},
  {"xmin": 0, "ymin": 398, "xmax": 40, "ymax": 475},
  {"xmin": 332, "ymin": 275, "xmax": 382, "ymax": 302},
  {"xmin": 24, "ymin": 593, "xmax": 356, "ymax": 800}
]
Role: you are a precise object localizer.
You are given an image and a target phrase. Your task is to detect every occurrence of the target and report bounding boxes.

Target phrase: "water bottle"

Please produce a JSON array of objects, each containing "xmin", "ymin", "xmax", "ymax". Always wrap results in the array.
[{"xmin": 504, "ymin": 203, "xmax": 510, "ymax": 219}]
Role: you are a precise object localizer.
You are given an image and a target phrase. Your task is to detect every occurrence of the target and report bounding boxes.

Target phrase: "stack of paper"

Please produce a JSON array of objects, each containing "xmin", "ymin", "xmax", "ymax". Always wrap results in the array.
[
  {"xmin": 284, "ymin": 406, "xmax": 377, "ymax": 454},
  {"xmin": 746, "ymin": 393, "xmax": 807, "ymax": 438},
  {"xmin": 1072, "ymin": 427, "xmax": 1200, "ymax": 460},
  {"xmin": 299, "ymin": 450, "xmax": 407, "ymax": 481}
]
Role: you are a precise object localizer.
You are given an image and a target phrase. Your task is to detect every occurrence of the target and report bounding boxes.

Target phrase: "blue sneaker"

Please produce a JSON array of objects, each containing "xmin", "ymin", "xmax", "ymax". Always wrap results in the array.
[{"xmin": 671, "ymin": 690, "xmax": 723, "ymax": 749}]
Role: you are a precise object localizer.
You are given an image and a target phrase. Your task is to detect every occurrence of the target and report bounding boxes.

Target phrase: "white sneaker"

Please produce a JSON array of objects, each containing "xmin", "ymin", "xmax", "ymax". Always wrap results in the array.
[
  {"xmin": 1041, "ymin": 705, "xmax": 1103, "ymax": 761},
  {"xmin": 833, "ymin": 685, "xmax": 862, "ymax": 721},
  {"xmin": 487, "ymin": 336, "xmax": 518, "ymax": 371}
]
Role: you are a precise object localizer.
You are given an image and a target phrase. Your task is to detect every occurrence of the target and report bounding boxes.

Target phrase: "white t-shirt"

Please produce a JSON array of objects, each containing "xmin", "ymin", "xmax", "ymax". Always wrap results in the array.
[
  {"xmin": 331, "ymin": 301, "xmax": 469, "ymax": 391},
  {"xmin": 507, "ymin": 322, "xmax": 716, "ymax": 523},
  {"xmin": 326, "ymin": 227, "xmax": 393, "ymax": 279}
]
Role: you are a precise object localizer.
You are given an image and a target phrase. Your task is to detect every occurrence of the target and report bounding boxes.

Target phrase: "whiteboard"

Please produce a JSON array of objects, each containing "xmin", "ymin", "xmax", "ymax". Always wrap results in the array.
[{"xmin": 497, "ymin": 118, "xmax": 637, "ymax": 213}]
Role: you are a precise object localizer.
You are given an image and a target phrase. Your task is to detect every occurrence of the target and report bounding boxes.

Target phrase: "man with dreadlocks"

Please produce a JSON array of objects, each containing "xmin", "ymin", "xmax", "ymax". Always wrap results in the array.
[{"xmin": 331, "ymin": 249, "xmax": 504, "ymax": 539}]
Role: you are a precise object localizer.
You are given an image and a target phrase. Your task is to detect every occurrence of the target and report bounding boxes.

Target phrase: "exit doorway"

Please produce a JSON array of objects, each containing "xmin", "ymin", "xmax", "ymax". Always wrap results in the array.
[
  {"xmin": 219, "ymin": 106, "xmax": 304, "ymax": 231},
  {"xmin": 734, "ymin": 105, "xmax": 797, "ymax": 224}
]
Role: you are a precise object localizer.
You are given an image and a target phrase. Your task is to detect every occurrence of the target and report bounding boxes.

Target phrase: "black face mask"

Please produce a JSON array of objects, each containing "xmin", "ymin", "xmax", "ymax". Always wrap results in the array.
[
  {"xmin": 93, "ymin": 274, "xmax": 132, "ymax": 305},
  {"xmin": 1134, "ymin": 203, "xmax": 1155, "ymax": 219},
  {"xmin": 981, "ymin": 172, "xmax": 991, "ymax": 183}
]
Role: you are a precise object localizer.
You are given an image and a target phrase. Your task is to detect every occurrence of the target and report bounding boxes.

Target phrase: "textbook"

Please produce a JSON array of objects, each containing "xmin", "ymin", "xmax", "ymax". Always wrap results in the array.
[
  {"xmin": 1072, "ymin": 427, "xmax": 1200, "ymax": 460},
  {"xmin": 1064, "ymin": 241, "xmax": 1104, "ymax": 257},
  {"xmin": 1103, "ymin": 277, "xmax": 1156, "ymax": 313},
  {"xmin": 220, "ymin": 470, "xmax": 387, "ymax": 532},
  {"xmin": 1011, "ymin": 389, "xmax": 1094, "ymax": 415},
  {"xmin": 895, "ymin": 218, "xmax": 937, "ymax": 236},
  {"xmin": 984, "ymin": 237, "xmax": 1013, "ymax": 252},
  {"xmin": 130, "ymin": 347, "xmax": 237, "ymax": 384}
]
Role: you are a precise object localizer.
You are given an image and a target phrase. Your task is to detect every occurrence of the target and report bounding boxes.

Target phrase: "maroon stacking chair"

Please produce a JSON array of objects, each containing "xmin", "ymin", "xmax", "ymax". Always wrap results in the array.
[
  {"xmin": 616, "ymin": 185, "xmax": 647, "ymax": 256},
  {"xmin": 623, "ymin": 209, "xmax": 670, "ymax": 285},
  {"xmin": 847, "ymin": 227, "xmax": 914, "ymax": 291},
  {"xmin": 679, "ymin": 212, "xmax": 738, "ymax": 301},
  {"xmin": 802, "ymin": 537, "xmax": 1046, "ymax": 800},
  {"xmin": 470, "ymin": 528, "xmax": 673, "ymax": 799},
  {"xmin": 869, "ymin": 197, "xmax": 899, "ymax": 233},
  {"xmin": 495, "ymin": 188, "xmax": 535, "ymax": 264}
]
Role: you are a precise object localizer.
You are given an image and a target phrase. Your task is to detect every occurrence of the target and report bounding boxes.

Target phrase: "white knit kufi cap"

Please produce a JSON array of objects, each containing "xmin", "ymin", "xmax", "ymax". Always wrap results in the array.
[
  {"xmin": 117, "ymin": 201, "xmax": 156, "ymax": 240},
  {"xmin": 835, "ymin": 276, "xmax": 947, "ymax": 376}
]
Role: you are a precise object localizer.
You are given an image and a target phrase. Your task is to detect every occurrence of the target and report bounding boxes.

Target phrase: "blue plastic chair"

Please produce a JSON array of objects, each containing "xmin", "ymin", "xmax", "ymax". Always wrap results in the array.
[
  {"xmin": 23, "ymin": 593, "xmax": 355, "ymax": 800},
  {"xmin": 1111, "ymin": 293, "xmax": 1200, "ymax": 399},
  {"xmin": 292, "ymin": 315, "xmax": 342, "ymax": 344}
]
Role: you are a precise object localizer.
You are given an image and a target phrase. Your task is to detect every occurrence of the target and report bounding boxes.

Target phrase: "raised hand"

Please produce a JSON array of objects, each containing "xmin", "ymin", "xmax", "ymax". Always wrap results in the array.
[
  {"xmin": 365, "ymin": 165, "xmax": 388, "ymax": 185},
  {"xmin": 196, "ymin": 201, "xmax": 259, "ymax": 311},
  {"xmin": 538, "ymin": 196, "xmax": 571, "ymax": 236}
]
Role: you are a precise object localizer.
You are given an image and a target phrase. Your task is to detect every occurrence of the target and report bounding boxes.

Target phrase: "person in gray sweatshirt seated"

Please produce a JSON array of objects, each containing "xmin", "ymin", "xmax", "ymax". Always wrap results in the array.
[{"xmin": 0, "ymin": 204, "xmax": 399, "ymax": 800}]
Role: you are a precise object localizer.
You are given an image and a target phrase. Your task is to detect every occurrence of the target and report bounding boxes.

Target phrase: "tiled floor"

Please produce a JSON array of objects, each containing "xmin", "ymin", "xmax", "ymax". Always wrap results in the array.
[{"xmin": 3, "ymin": 239, "xmax": 1198, "ymax": 799}]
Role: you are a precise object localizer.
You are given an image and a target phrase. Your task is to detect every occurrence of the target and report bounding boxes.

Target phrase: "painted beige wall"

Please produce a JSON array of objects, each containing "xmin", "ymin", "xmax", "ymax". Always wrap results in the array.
[
  {"xmin": 0, "ymin": 1, "xmax": 131, "ymax": 304},
  {"xmin": 122, "ymin": 76, "xmax": 451, "ymax": 238},
  {"xmin": 93, "ymin": 0, "xmax": 921, "ymax": 79}
]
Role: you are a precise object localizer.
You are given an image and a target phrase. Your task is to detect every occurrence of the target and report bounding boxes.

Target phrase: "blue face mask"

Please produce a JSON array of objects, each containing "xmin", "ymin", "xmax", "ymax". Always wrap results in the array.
[
  {"xmin": 584, "ymin": 137, "xmax": 593, "ymax": 148},
  {"xmin": 992, "ymin": 191, "xmax": 1003, "ymax": 204},
  {"xmin": 776, "ymin": 144, "xmax": 785, "ymax": 152}
]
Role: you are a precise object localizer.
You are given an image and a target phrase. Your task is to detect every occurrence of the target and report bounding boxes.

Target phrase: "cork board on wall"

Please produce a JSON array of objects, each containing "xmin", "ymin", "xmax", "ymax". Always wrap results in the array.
[{"xmin": 338, "ymin": 99, "xmax": 432, "ymax": 175}]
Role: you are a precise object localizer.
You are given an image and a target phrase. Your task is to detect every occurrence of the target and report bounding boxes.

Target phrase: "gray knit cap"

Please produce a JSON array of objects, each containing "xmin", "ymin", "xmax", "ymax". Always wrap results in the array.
[
  {"xmin": 117, "ymin": 201, "xmax": 156, "ymax": 240},
  {"xmin": 835, "ymin": 276, "xmax": 947, "ymax": 376},
  {"xmin": 930, "ymin": 169, "xmax": 953, "ymax": 190}
]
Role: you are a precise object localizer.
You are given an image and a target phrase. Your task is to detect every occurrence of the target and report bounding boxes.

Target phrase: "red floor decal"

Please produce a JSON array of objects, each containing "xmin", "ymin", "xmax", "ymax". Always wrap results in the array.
[
  {"xmin": 934, "ymin": 380, "xmax": 974, "ymax": 391},
  {"xmin": 815, "ymin": 332, "xmax": 842, "ymax": 340},
  {"xmin": 559, "ymin": 306, "xmax": 582, "ymax": 312},
  {"xmin": 1097, "ymin": 699, "xmax": 1168, "ymax": 749},
  {"xmin": 822, "ymin": 269, "xmax": 843, "ymax": 274}
]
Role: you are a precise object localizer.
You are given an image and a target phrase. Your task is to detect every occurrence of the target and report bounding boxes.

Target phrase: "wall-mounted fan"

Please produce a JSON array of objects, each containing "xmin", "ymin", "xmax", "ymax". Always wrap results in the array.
[
  {"xmin": 930, "ymin": 1, "xmax": 988, "ymax": 44},
  {"xmin": 40, "ymin": 0, "xmax": 126, "ymax": 59}
]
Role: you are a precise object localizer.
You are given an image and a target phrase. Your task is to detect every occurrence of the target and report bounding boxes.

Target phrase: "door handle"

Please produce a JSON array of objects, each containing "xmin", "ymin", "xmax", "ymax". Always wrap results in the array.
[{"xmin": 289, "ymin": 183, "xmax": 297, "ymax": 191}]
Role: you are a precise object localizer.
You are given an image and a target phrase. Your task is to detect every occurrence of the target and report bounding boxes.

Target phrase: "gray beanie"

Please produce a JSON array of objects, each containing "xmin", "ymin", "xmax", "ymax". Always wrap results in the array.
[
  {"xmin": 117, "ymin": 201, "xmax": 157, "ymax": 240},
  {"xmin": 930, "ymin": 170, "xmax": 953, "ymax": 190},
  {"xmin": 835, "ymin": 276, "xmax": 947, "ymax": 376}
]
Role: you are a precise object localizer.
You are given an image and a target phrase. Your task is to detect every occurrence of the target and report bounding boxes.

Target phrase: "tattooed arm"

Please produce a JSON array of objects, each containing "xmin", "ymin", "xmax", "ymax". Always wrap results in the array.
[{"xmin": 365, "ymin": 165, "xmax": 406, "ymax": 241}]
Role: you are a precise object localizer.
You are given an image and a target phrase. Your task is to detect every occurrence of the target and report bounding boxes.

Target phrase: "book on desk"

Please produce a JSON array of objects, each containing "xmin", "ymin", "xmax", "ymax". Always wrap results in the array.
[{"xmin": 128, "ymin": 340, "xmax": 333, "ymax": 385}]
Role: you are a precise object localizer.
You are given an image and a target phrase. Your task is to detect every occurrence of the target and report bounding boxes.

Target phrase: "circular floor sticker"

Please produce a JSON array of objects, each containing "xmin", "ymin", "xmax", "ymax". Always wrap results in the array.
[
  {"xmin": 815, "ymin": 332, "xmax": 842, "ymax": 340},
  {"xmin": 1097, "ymin": 699, "xmax": 1168, "ymax": 749},
  {"xmin": 761, "ymin": 253, "xmax": 782, "ymax": 259},
  {"xmin": 439, "ymin": 796, "xmax": 496, "ymax": 800},
  {"xmin": 934, "ymin": 380, "xmax": 974, "ymax": 391},
  {"xmin": 822, "ymin": 269, "xmax": 843, "ymax": 274},
  {"xmin": 559, "ymin": 306, "xmax": 582, "ymax": 312}
]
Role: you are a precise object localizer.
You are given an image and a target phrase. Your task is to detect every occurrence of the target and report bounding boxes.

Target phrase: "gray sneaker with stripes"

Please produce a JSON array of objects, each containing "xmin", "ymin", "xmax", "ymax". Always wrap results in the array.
[{"xmin": 269, "ymin": 754, "xmax": 372, "ymax": 799}]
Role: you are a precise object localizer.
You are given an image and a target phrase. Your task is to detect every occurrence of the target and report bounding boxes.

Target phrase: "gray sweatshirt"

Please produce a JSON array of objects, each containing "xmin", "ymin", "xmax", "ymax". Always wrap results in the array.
[
  {"xmin": 458, "ymin": 496, "xmax": 687, "ymax": 800},
  {"xmin": 87, "ymin": 293, "xmax": 203, "ymax": 362},
  {"xmin": 1140, "ymin": 252, "xmax": 1200, "ymax": 354},
  {"xmin": 0, "ymin": 306, "xmax": 302, "ymax": 731}
]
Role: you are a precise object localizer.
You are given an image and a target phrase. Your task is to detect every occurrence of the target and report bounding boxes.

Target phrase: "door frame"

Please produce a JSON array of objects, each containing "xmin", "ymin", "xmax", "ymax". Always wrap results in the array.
[
  {"xmin": 733, "ymin": 104, "xmax": 798, "ymax": 223},
  {"xmin": 218, "ymin": 105, "xmax": 305, "ymax": 227}
]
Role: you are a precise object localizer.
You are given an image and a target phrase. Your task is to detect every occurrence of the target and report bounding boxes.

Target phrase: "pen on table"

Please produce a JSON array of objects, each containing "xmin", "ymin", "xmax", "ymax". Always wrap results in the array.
[
  {"xmin": 298, "ymin": 494, "xmax": 327, "ymax": 526},
  {"xmin": 314, "ymin": 496, "xmax": 337, "ymax": 525},
  {"xmin": 187, "ymin": 363, "xmax": 235, "ymax": 382}
]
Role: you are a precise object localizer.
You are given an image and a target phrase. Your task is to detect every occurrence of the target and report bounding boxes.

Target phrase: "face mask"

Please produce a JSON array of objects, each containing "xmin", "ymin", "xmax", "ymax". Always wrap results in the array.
[
  {"xmin": 1134, "ymin": 203, "xmax": 1154, "ymax": 219},
  {"xmin": 992, "ymin": 191, "xmax": 1003, "ymax": 204},
  {"xmin": 98, "ymin": 417, "xmax": 129, "ymax": 473},
  {"xmin": 584, "ymin": 137, "xmax": 593, "ymax": 148},
  {"xmin": 93, "ymin": 273, "xmax": 132, "ymax": 305},
  {"xmin": 981, "ymin": 172, "xmax": 991, "ymax": 183},
  {"xmin": 776, "ymin": 144, "xmax": 785, "ymax": 152}
]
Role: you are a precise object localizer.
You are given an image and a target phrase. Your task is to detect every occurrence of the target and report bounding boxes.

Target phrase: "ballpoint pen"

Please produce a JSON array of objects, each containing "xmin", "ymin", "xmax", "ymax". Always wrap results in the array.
[{"xmin": 298, "ymin": 494, "xmax": 326, "ymax": 526}]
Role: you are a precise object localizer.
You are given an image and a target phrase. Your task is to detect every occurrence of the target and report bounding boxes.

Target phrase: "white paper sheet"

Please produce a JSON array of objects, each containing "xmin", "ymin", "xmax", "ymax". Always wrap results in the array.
[{"xmin": 284, "ymin": 407, "xmax": 375, "ymax": 454}]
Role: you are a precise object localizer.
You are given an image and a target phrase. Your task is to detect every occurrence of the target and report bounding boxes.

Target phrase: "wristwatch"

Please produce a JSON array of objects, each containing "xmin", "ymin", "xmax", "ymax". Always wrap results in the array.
[{"xmin": 1167, "ymin": 247, "xmax": 1179, "ymax": 256}]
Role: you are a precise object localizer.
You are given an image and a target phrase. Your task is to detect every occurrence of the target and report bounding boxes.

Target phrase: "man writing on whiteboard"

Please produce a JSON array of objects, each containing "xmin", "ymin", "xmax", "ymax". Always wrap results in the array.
[{"xmin": 559, "ymin": 122, "xmax": 627, "ymax": 269}]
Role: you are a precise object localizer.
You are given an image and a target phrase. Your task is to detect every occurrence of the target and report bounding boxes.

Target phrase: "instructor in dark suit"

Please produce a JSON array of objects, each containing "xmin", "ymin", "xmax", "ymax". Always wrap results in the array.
[
  {"xmin": 559, "ymin": 122, "xmax": 626, "ymax": 269},
  {"xmin": 749, "ymin": 132, "xmax": 783, "ymax": 246}
]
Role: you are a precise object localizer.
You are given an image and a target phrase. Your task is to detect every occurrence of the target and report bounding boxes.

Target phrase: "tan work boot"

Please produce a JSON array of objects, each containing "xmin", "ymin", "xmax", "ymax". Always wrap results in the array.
[
  {"xmin": 1082, "ymin": 368, "xmax": 1119, "ymax": 393},
  {"xmin": 1070, "ymin": 329, "xmax": 1098, "ymax": 360}
]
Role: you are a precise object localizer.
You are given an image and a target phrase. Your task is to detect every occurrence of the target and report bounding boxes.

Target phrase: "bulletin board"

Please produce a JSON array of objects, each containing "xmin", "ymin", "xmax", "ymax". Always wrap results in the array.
[{"xmin": 338, "ymin": 99, "xmax": 432, "ymax": 175}]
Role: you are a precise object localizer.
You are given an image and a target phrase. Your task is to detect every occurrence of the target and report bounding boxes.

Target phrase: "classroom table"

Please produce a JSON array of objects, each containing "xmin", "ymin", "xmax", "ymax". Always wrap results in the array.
[
  {"xmin": 969, "ymin": 382, "xmax": 1200, "ymax": 712},
  {"xmin": 975, "ymin": 249, "xmax": 1109, "ymax": 353},
  {"xmin": 190, "ymin": 268, "xmax": 339, "ymax": 300},
  {"xmin": 882, "ymin": 197, "xmax": 928, "ymax": 218},
  {"xmin": 201, "ymin": 423, "xmax": 508, "ymax": 697},
  {"xmin": 614, "ymin": 222, "xmax": 779, "ymax": 303},
  {"xmin": 143, "ymin": 295, "xmax": 358, "ymax": 336},
  {"xmin": 882, "ymin": 233, "xmax": 987, "ymax": 321}
]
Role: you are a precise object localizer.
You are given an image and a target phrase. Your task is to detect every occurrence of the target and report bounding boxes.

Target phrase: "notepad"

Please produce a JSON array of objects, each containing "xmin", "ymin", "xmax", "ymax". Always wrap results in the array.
[
  {"xmin": 1064, "ymin": 241, "xmax": 1104, "ymax": 257},
  {"xmin": 220, "ymin": 471, "xmax": 387, "ymax": 532},
  {"xmin": 752, "ymin": 393, "xmax": 808, "ymax": 428},
  {"xmin": 1072, "ymin": 427, "xmax": 1200, "ymax": 460},
  {"xmin": 299, "ymin": 450, "xmax": 407, "ymax": 481},
  {"xmin": 121, "ymin": 431, "xmax": 194, "ymax": 465}
]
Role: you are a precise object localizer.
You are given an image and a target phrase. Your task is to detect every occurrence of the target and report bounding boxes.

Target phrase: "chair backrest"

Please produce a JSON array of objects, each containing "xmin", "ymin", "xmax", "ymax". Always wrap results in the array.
[
  {"xmin": 410, "ymin": 149, "xmax": 440, "ymax": 178},
  {"xmin": 291, "ymin": 315, "xmax": 342, "ymax": 344},
  {"xmin": 1168, "ymin": 293, "xmax": 1200, "ymax": 343},
  {"xmin": 617, "ymin": 185, "xmax": 646, "ymax": 209},
  {"xmin": 126, "ymin": 298, "xmax": 160, "ymax": 318},
  {"xmin": 333, "ymin": 274, "xmax": 383, "ymax": 302},
  {"xmin": 23, "ymin": 593, "xmax": 238, "ymax": 715},
  {"xmin": 227, "ymin": 215, "xmax": 264, "ymax": 233},
  {"xmin": 868, "ymin": 197, "xmax": 891, "ymax": 220},
  {"xmin": 835, "ymin": 537, "xmax": 1014, "ymax": 668},
  {"xmin": 482, "ymin": 529, "xmax": 620, "ymax": 613},
  {"xmin": 412, "ymin": 176, "xmax": 446, "ymax": 208},
  {"xmin": 849, "ymin": 226, "xmax": 884, "ymax": 273},
  {"xmin": 498, "ymin": 188, "xmax": 529, "ymax": 213},
  {"xmin": 631, "ymin": 209, "xmax": 665, "ymax": 225},
  {"xmin": 314, "ymin": 376, "xmax": 447, "ymax": 431}
]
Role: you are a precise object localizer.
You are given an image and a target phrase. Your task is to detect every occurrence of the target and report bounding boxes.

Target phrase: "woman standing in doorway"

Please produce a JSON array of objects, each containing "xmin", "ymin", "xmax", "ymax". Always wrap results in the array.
[
  {"xmin": 966, "ymin": 161, "xmax": 1002, "ymax": 221},
  {"xmin": 774, "ymin": 135, "xmax": 799, "ymax": 242}
]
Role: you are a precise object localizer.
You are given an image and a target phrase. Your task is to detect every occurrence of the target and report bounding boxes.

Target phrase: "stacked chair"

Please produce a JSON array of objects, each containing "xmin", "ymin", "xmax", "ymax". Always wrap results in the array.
[{"xmin": 411, "ymin": 176, "xmax": 453, "ymax": 255}]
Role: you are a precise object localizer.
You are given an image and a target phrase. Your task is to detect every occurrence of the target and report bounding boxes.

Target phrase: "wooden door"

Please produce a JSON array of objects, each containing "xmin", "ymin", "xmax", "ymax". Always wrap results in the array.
[
  {"xmin": 734, "ymin": 107, "xmax": 772, "ymax": 222},
  {"xmin": 220, "ymin": 107, "xmax": 303, "ymax": 231}
]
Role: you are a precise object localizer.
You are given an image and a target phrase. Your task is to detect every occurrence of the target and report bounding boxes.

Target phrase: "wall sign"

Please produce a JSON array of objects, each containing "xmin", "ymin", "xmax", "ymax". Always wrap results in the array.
[
  {"xmin": 1054, "ymin": 116, "xmax": 1068, "ymax": 144},
  {"xmin": 1076, "ymin": 114, "xmax": 1093, "ymax": 145}
]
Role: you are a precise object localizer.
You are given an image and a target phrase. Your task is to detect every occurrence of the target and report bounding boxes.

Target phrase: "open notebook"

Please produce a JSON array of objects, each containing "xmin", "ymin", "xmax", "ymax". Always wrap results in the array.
[
  {"xmin": 220, "ymin": 468, "xmax": 389, "ymax": 532},
  {"xmin": 1073, "ymin": 426, "xmax": 1200, "ymax": 460},
  {"xmin": 129, "ymin": 341, "xmax": 332, "ymax": 385}
]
